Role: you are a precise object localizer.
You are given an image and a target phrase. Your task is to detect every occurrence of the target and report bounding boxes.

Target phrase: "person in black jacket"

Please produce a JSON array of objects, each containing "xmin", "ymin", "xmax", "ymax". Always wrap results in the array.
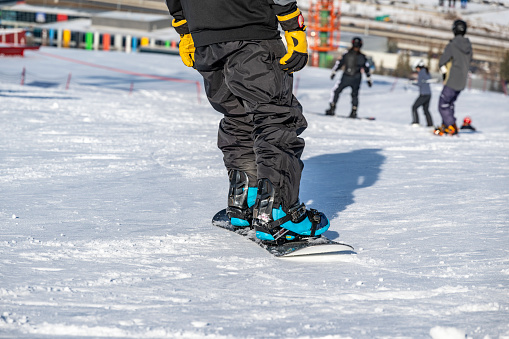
[
  {"xmin": 166, "ymin": 0, "xmax": 330, "ymax": 244},
  {"xmin": 325, "ymin": 37, "xmax": 372, "ymax": 118}
]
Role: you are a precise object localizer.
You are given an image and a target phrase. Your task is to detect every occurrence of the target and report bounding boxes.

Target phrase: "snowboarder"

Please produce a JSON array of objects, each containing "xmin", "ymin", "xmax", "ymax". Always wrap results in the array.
[
  {"xmin": 166, "ymin": 0, "xmax": 330, "ymax": 243},
  {"xmin": 434, "ymin": 19, "xmax": 473, "ymax": 136},
  {"xmin": 410, "ymin": 59, "xmax": 434, "ymax": 127},
  {"xmin": 325, "ymin": 37, "xmax": 372, "ymax": 118}
]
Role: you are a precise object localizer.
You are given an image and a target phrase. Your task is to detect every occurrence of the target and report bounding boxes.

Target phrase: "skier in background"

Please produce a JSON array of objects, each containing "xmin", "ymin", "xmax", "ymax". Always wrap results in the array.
[
  {"xmin": 325, "ymin": 37, "xmax": 372, "ymax": 118},
  {"xmin": 410, "ymin": 59, "xmax": 434, "ymax": 127},
  {"xmin": 435, "ymin": 19, "xmax": 473, "ymax": 136},
  {"xmin": 166, "ymin": 0, "xmax": 330, "ymax": 243}
]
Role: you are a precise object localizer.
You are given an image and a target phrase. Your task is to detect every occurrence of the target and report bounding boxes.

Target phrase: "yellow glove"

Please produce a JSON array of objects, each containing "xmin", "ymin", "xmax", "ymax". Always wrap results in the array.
[
  {"xmin": 280, "ymin": 30, "xmax": 308, "ymax": 73},
  {"xmin": 172, "ymin": 19, "xmax": 195, "ymax": 68},
  {"xmin": 178, "ymin": 33, "xmax": 195, "ymax": 67},
  {"xmin": 277, "ymin": 8, "xmax": 308, "ymax": 73}
]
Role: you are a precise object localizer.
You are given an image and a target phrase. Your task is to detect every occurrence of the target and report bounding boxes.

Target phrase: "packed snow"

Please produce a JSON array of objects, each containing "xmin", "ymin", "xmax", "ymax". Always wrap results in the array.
[{"xmin": 0, "ymin": 47, "xmax": 508, "ymax": 338}]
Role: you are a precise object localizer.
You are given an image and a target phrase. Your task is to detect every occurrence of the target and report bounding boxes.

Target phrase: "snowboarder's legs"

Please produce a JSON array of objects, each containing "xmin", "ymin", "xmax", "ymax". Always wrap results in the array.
[
  {"xmin": 200, "ymin": 67, "xmax": 259, "ymax": 223},
  {"xmin": 412, "ymin": 94, "xmax": 433, "ymax": 126},
  {"xmin": 327, "ymin": 79, "xmax": 350, "ymax": 115},
  {"xmin": 422, "ymin": 95, "xmax": 433, "ymax": 127},
  {"xmin": 197, "ymin": 40, "xmax": 310, "ymax": 217},
  {"xmin": 251, "ymin": 108, "xmax": 306, "ymax": 210},
  {"xmin": 438, "ymin": 85, "xmax": 460, "ymax": 127},
  {"xmin": 330, "ymin": 80, "xmax": 349, "ymax": 105},
  {"xmin": 216, "ymin": 115, "xmax": 259, "ymax": 226},
  {"xmin": 412, "ymin": 96, "xmax": 423, "ymax": 124},
  {"xmin": 349, "ymin": 78, "xmax": 361, "ymax": 118},
  {"xmin": 411, "ymin": 108, "xmax": 419, "ymax": 125},
  {"xmin": 217, "ymin": 115, "xmax": 257, "ymax": 183},
  {"xmin": 327, "ymin": 75, "xmax": 361, "ymax": 117}
]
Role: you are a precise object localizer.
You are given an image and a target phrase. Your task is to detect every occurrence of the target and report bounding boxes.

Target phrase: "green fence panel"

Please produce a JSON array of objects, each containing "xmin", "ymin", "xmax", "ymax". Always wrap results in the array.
[{"xmin": 85, "ymin": 32, "xmax": 93, "ymax": 50}]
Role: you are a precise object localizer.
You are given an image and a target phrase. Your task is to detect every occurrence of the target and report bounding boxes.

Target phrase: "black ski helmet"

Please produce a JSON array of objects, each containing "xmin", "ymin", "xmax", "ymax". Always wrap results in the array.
[
  {"xmin": 452, "ymin": 19, "xmax": 467, "ymax": 36},
  {"xmin": 352, "ymin": 37, "xmax": 363, "ymax": 48}
]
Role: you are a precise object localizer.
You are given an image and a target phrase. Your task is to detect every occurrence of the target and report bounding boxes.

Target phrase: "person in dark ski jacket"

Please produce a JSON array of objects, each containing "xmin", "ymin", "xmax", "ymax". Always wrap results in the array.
[
  {"xmin": 165, "ymin": 0, "xmax": 330, "ymax": 243},
  {"xmin": 435, "ymin": 19, "xmax": 473, "ymax": 136},
  {"xmin": 325, "ymin": 37, "xmax": 372, "ymax": 118},
  {"xmin": 410, "ymin": 59, "xmax": 434, "ymax": 127}
]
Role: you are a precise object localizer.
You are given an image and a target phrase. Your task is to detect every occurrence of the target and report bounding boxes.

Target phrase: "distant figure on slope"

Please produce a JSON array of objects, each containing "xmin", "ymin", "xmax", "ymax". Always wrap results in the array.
[
  {"xmin": 434, "ymin": 19, "xmax": 473, "ymax": 136},
  {"xmin": 166, "ymin": 0, "xmax": 330, "ymax": 244},
  {"xmin": 460, "ymin": 116, "xmax": 476, "ymax": 132},
  {"xmin": 410, "ymin": 59, "xmax": 434, "ymax": 127},
  {"xmin": 325, "ymin": 37, "xmax": 372, "ymax": 118}
]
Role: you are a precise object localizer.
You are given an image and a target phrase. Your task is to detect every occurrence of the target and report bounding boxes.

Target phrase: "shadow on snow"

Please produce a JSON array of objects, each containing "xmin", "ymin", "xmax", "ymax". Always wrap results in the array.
[{"xmin": 301, "ymin": 148, "xmax": 385, "ymax": 240}]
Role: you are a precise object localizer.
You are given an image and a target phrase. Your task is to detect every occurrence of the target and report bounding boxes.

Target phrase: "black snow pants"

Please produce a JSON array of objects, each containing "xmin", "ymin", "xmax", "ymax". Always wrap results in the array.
[
  {"xmin": 330, "ymin": 74, "xmax": 361, "ymax": 109},
  {"xmin": 412, "ymin": 94, "xmax": 433, "ymax": 126},
  {"xmin": 195, "ymin": 39, "xmax": 307, "ymax": 211}
]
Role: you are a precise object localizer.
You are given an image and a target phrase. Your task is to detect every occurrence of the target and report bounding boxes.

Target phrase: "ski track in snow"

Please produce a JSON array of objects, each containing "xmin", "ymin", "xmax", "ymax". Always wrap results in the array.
[{"xmin": 0, "ymin": 48, "xmax": 508, "ymax": 338}]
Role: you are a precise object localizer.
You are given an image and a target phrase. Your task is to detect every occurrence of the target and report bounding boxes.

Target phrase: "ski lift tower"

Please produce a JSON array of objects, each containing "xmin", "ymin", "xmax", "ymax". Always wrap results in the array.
[{"xmin": 307, "ymin": 0, "xmax": 341, "ymax": 67}]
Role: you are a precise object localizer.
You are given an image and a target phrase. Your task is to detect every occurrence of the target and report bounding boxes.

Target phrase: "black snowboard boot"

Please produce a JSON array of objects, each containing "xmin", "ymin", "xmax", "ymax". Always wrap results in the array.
[
  {"xmin": 252, "ymin": 179, "xmax": 330, "ymax": 244},
  {"xmin": 349, "ymin": 106, "xmax": 358, "ymax": 118},
  {"xmin": 325, "ymin": 103, "xmax": 336, "ymax": 116},
  {"xmin": 226, "ymin": 170, "xmax": 257, "ymax": 228}
]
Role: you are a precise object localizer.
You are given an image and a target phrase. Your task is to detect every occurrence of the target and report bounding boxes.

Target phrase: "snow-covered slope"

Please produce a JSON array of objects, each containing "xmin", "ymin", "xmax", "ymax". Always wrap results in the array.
[{"xmin": 1, "ymin": 48, "xmax": 508, "ymax": 338}]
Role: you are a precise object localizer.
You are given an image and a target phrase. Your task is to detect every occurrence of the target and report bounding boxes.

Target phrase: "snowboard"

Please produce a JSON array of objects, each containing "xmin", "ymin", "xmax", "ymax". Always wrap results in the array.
[
  {"xmin": 336, "ymin": 115, "xmax": 376, "ymax": 121},
  {"xmin": 212, "ymin": 209, "xmax": 355, "ymax": 257},
  {"xmin": 307, "ymin": 111, "xmax": 376, "ymax": 120},
  {"xmin": 459, "ymin": 126, "xmax": 477, "ymax": 133},
  {"xmin": 433, "ymin": 126, "xmax": 479, "ymax": 136}
]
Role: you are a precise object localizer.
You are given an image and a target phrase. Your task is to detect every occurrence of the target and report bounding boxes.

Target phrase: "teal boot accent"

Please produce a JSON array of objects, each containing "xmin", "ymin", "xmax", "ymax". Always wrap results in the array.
[
  {"xmin": 273, "ymin": 206, "xmax": 329, "ymax": 236},
  {"xmin": 230, "ymin": 187, "xmax": 257, "ymax": 227},
  {"xmin": 252, "ymin": 179, "xmax": 330, "ymax": 243},
  {"xmin": 255, "ymin": 204, "xmax": 330, "ymax": 242},
  {"xmin": 227, "ymin": 170, "xmax": 257, "ymax": 228}
]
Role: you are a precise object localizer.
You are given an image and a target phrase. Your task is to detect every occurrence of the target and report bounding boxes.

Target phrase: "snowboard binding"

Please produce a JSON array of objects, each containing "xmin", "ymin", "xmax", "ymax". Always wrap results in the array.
[
  {"xmin": 255, "ymin": 205, "xmax": 327, "ymax": 245},
  {"xmin": 252, "ymin": 179, "xmax": 330, "ymax": 244},
  {"xmin": 434, "ymin": 123, "xmax": 458, "ymax": 136}
]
